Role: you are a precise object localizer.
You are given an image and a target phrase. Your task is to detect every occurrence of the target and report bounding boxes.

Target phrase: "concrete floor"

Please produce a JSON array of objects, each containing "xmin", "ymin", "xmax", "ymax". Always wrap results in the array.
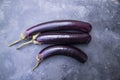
[{"xmin": 0, "ymin": 0, "xmax": 120, "ymax": 80}]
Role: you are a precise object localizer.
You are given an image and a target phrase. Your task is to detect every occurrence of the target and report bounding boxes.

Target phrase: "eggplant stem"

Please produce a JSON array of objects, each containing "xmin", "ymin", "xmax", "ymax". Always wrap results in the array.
[
  {"xmin": 8, "ymin": 33, "xmax": 26, "ymax": 47},
  {"xmin": 33, "ymin": 33, "xmax": 40, "ymax": 40},
  {"xmin": 16, "ymin": 40, "xmax": 33, "ymax": 49},
  {"xmin": 8, "ymin": 39, "xmax": 23, "ymax": 47},
  {"xmin": 32, "ymin": 55, "xmax": 42, "ymax": 71},
  {"xmin": 15, "ymin": 33, "xmax": 40, "ymax": 49}
]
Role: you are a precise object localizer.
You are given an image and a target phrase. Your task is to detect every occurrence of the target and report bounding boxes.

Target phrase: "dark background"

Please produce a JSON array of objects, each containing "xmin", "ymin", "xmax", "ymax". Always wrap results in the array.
[{"xmin": 0, "ymin": 0, "xmax": 120, "ymax": 80}]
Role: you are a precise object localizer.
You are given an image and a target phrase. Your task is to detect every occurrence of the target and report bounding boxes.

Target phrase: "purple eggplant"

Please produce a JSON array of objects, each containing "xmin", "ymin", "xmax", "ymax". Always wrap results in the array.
[
  {"xmin": 17, "ymin": 32, "xmax": 91, "ymax": 49},
  {"xmin": 26, "ymin": 20, "xmax": 92, "ymax": 38},
  {"xmin": 32, "ymin": 45, "xmax": 88, "ymax": 71}
]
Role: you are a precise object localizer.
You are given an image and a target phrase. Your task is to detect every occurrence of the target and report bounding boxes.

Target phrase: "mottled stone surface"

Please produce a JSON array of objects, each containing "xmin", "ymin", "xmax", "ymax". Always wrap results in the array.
[{"xmin": 0, "ymin": 0, "xmax": 120, "ymax": 80}]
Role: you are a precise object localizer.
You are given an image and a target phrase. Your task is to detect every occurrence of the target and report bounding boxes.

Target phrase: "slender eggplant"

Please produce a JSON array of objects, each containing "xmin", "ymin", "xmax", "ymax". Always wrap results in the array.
[
  {"xmin": 32, "ymin": 45, "xmax": 88, "ymax": 71},
  {"xmin": 17, "ymin": 32, "xmax": 91, "ymax": 49},
  {"xmin": 8, "ymin": 20, "xmax": 92, "ymax": 46}
]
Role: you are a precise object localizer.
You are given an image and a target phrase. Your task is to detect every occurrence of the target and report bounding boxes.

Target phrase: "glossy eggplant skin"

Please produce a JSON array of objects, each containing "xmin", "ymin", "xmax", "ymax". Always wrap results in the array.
[
  {"xmin": 25, "ymin": 20, "xmax": 92, "ymax": 38},
  {"xmin": 38, "ymin": 45, "xmax": 88, "ymax": 63},
  {"xmin": 35, "ymin": 32, "xmax": 91, "ymax": 44}
]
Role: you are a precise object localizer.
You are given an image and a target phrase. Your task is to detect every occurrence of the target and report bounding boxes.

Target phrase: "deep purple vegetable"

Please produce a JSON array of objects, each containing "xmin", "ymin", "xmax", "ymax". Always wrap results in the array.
[
  {"xmin": 17, "ymin": 32, "xmax": 91, "ymax": 49},
  {"xmin": 8, "ymin": 20, "xmax": 92, "ymax": 46},
  {"xmin": 32, "ymin": 45, "xmax": 88, "ymax": 71},
  {"xmin": 26, "ymin": 20, "xmax": 92, "ymax": 37}
]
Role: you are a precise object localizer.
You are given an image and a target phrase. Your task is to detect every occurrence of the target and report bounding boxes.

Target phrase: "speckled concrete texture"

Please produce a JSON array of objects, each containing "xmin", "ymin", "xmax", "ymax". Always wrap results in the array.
[{"xmin": 0, "ymin": 0, "xmax": 120, "ymax": 80}]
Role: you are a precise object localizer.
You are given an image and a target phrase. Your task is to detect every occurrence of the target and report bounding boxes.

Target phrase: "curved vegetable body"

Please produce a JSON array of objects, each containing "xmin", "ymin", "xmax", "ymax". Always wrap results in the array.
[
  {"xmin": 39, "ymin": 45, "xmax": 88, "ymax": 63},
  {"xmin": 32, "ymin": 45, "xmax": 88, "ymax": 71},
  {"xmin": 35, "ymin": 32, "xmax": 91, "ymax": 44},
  {"xmin": 25, "ymin": 20, "xmax": 92, "ymax": 38}
]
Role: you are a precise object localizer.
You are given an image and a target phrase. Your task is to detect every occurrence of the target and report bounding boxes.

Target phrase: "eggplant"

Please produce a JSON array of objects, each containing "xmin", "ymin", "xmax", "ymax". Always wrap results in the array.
[
  {"xmin": 32, "ymin": 45, "xmax": 88, "ymax": 71},
  {"xmin": 16, "ymin": 32, "xmax": 91, "ymax": 49}
]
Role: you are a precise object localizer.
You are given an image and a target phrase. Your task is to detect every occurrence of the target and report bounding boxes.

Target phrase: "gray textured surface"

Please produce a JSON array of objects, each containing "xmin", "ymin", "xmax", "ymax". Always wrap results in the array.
[{"xmin": 0, "ymin": 0, "xmax": 120, "ymax": 80}]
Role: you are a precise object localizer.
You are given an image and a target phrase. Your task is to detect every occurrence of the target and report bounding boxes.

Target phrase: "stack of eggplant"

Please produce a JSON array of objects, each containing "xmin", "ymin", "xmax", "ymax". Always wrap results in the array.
[{"xmin": 8, "ymin": 20, "xmax": 92, "ymax": 71}]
